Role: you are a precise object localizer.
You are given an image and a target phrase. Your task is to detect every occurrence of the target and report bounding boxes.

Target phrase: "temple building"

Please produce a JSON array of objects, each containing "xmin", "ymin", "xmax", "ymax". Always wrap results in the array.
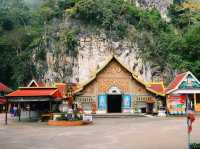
[
  {"xmin": 166, "ymin": 71, "xmax": 200, "ymax": 114},
  {"xmin": 74, "ymin": 56, "xmax": 165, "ymax": 114}
]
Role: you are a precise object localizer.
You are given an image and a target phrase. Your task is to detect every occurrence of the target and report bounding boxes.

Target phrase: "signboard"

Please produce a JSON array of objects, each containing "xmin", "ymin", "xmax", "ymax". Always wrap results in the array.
[
  {"xmin": 83, "ymin": 115, "xmax": 93, "ymax": 122},
  {"xmin": 167, "ymin": 95, "xmax": 186, "ymax": 114},
  {"xmin": 98, "ymin": 94, "xmax": 107, "ymax": 111},
  {"xmin": 75, "ymin": 96, "xmax": 94, "ymax": 103}
]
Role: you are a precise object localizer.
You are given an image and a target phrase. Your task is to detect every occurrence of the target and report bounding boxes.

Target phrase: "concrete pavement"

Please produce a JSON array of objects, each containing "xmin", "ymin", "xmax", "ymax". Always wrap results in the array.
[{"xmin": 0, "ymin": 116, "xmax": 200, "ymax": 149}]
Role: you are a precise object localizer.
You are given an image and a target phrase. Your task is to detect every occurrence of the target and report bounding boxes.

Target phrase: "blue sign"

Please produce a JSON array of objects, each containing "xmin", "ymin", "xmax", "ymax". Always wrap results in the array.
[
  {"xmin": 98, "ymin": 95, "xmax": 107, "ymax": 110},
  {"xmin": 122, "ymin": 95, "xmax": 131, "ymax": 109}
]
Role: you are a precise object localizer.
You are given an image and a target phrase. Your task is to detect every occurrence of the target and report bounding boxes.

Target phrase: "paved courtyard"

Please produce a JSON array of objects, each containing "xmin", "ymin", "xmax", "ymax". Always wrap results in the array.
[{"xmin": 0, "ymin": 115, "xmax": 200, "ymax": 149}]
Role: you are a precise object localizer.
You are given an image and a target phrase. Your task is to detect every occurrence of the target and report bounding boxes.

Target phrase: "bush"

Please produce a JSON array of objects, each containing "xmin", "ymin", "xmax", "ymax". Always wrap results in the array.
[
  {"xmin": 58, "ymin": 0, "xmax": 76, "ymax": 10},
  {"xmin": 69, "ymin": 0, "xmax": 139, "ymax": 39},
  {"xmin": 56, "ymin": 112, "xmax": 83, "ymax": 121},
  {"xmin": 62, "ymin": 30, "xmax": 78, "ymax": 56},
  {"xmin": 1, "ymin": 18, "xmax": 14, "ymax": 31},
  {"xmin": 137, "ymin": 10, "xmax": 165, "ymax": 32}
]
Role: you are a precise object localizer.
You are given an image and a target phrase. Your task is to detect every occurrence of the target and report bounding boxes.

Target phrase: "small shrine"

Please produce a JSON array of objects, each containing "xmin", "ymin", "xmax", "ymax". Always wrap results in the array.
[{"xmin": 166, "ymin": 71, "xmax": 200, "ymax": 114}]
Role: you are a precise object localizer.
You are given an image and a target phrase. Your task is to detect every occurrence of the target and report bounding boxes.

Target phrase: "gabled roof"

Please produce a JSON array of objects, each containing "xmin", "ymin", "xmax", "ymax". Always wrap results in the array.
[
  {"xmin": 27, "ymin": 80, "xmax": 45, "ymax": 87},
  {"xmin": 165, "ymin": 72, "xmax": 186, "ymax": 94},
  {"xmin": 0, "ymin": 82, "xmax": 12, "ymax": 93},
  {"xmin": 75, "ymin": 56, "xmax": 165, "ymax": 96},
  {"xmin": 6, "ymin": 88, "xmax": 63, "ymax": 99},
  {"xmin": 166, "ymin": 71, "xmax": 200, "ymax": 94}
]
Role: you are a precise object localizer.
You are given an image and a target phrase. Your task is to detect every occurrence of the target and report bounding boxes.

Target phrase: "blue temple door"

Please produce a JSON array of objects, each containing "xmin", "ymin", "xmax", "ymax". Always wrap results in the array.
[
  {"xmin": 98, "ymin": 94, "xmax": 107, "ymax": 112},
  {"xmin": 122, "ymin": 94, "xmax": 131, "ymax": 112}
]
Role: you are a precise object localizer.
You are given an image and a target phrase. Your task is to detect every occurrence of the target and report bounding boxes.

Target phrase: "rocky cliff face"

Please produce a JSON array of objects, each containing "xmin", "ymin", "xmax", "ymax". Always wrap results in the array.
[
  {"xmin": 132, "ymin": 0, "xmax": 172, "ymax": 19},
  {"xmin": 37, "ymin": 32, "xmax": 173, "ymax": 85},
  {"xmin": 77, "ymin": 34, "xmax": 152, "ymax": 83},
  {"xmin": 34, "ymin": 0, "xmax": 174, "ymax": 85}
]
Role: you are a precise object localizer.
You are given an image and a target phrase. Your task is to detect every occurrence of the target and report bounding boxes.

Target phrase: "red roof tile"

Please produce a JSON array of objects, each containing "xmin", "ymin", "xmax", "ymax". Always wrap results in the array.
[
  {"xmin": 55, "ymin": 83, "xmax": 66, "ymax": 97},
  {"xmin": 0, "ymin": 97, "xmax": 6, "ymax": 104},
  {"xmin": 166, "ymin": 72, "xmax": 187, "ymax": 94},
  {"xmin": 7, "ymin": 88, "xmax": 58, "ymax": 97},
  {"xmin": 146, "ymin": 83, "xmax": 165, "ymax": 96}
]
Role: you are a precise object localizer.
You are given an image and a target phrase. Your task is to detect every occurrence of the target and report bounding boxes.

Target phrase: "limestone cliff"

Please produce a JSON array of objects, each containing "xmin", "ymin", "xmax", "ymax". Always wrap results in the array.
[{"xmin": 33, "ymin": 0, "xmax": 175, "ymax": 85}]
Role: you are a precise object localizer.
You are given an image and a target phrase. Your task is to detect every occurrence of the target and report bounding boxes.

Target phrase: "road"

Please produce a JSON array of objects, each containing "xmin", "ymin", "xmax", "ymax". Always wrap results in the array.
[{"xmin": 0, "ymin": 116, "xmax": 200, "ymax": 149}]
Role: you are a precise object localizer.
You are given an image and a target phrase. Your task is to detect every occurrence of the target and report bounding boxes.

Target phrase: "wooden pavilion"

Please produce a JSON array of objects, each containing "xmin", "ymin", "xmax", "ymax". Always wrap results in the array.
[{"xmin": 6, "ymin": 80, "xmax": 64, "ymax": 123}]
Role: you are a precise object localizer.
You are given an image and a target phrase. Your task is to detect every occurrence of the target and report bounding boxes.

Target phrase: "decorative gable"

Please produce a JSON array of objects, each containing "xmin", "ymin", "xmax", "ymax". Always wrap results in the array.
[
  {"xmin": 27, "ymin": 80, "xmax": 45, "ymax": 87},
  {"xmin": 178, "ymin": 74, "xmax": 200, "ymax": 89},
  {"xmin": 166, "ymin": 71, "xmax": 200, "ymax": 94}
]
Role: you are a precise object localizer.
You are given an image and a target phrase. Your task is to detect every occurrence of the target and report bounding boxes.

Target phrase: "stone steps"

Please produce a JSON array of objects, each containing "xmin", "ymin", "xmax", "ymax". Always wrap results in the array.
[{"xmin": 85, "ymin": 113, "xmax": 147, "ymax": 118}]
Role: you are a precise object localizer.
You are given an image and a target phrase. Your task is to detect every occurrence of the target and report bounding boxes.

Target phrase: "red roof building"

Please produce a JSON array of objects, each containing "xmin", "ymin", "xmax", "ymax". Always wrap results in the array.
[{"xmin": 5, "ymin": 81, "xmax": 65, "ymax": 122}]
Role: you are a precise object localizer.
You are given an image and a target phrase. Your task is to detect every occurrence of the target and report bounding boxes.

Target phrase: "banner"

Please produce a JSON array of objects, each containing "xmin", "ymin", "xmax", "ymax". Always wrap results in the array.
[
  {"xmin": 167, "ymin": 95, "xmax": 186, "ymax": 114},
  {"xmin": 98, "ymin": 94, "xmax": 107, "ymax": 111},
  {"xmin": 122, "ymin": 95, "xmax": 131, "ymax": 109}
]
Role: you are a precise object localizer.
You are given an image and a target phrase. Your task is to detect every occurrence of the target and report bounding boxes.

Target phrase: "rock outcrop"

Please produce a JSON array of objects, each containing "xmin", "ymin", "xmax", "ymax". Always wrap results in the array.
[{"xmin": 33, "ymin": 0, "xmax": 175, "ymax": 85}]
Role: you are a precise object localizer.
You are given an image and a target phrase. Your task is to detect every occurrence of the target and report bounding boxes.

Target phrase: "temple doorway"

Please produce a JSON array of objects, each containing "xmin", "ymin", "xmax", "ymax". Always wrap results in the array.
[
  {"xmin": 147, "ymin": 103, "xmax": 154, "ymax": 114},
  {"xmin": 107, "ymin": 95, "xmax": 122, "ymax": 113}
]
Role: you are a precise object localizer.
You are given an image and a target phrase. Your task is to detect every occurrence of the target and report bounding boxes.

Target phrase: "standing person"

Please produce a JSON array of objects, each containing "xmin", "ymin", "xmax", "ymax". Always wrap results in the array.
[
  {"xmin": 10, "ymin": 105, "xmax": 14, "ymax": 117},
  {"xmin": 13, "ymin": 105, "xmax": 17, "ymax": 117}
]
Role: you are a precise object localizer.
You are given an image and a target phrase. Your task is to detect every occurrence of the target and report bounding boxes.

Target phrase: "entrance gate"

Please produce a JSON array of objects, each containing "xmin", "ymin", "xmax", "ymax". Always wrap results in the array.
[
  {"xmin": 97, "ymin": 94, "xmax": 131, "ymax": 113},
  {"xmin": 97, "ymin": 86, "xmax": 131, "ymax": 113},
  {"xmin": 107, "ymin": 95, "xmax": 122, "ymax": 113}
]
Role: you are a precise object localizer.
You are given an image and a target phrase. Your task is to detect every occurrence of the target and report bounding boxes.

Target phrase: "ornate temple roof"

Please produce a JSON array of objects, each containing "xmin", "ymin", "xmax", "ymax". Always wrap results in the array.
[{"xmin": 75, "ymin": 56, "xmax": 165, "ymax": 96}]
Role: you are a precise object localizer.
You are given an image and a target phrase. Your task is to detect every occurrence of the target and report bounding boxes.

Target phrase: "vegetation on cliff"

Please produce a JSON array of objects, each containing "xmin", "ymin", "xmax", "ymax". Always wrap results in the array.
[{"xmin": 0, "ymin": 0, "xmax": 200, "ymax": 88}]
